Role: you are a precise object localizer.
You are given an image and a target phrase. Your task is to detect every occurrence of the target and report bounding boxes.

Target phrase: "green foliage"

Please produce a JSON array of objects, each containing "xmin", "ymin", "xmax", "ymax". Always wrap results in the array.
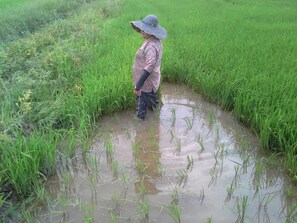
[
  {"xmin": 0, "ymin": 0, "xmax": 98, "ymax": 43},
  {"xmin": 0, "ymin": 0, "xmax": 123, "ymax": 216},
  {"xmin": 0, "ymin": 0, "xmax": 108, "ymax": 136},
  {"xmin": 1, "ymin": 129, "xmax": 59, "ymax": 197}
]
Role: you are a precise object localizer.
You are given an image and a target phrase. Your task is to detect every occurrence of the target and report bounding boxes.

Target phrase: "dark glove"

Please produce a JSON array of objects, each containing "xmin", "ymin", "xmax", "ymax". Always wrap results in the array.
[{"xmin": 135, "ymin": 69, "xmax": 150, "ymax": 91}]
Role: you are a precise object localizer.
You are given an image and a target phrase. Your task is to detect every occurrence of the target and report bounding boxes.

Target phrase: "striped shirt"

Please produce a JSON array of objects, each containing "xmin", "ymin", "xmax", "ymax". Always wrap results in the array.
[{"xmin": 132, "ymin": 37, "xmax": 163, "ymax": 93}]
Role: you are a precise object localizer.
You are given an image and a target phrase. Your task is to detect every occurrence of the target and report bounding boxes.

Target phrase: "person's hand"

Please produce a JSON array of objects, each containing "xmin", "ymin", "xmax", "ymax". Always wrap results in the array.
[{"xmin": 133, "ymin": 89, "xmax": 142, "ymax": 96}]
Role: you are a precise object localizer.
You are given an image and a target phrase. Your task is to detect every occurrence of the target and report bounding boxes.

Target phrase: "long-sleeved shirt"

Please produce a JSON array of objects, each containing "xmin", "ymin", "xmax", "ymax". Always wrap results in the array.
[{"xmin": 132, "ymin": 37, "xmax": 163, "ymax": 93}]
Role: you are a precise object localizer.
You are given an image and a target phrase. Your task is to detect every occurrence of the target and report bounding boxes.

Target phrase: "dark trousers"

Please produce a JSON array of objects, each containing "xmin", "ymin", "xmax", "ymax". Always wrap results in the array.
[{"xmin": 136, "ymin": 91, "xmax": 159, "ymax": 119}]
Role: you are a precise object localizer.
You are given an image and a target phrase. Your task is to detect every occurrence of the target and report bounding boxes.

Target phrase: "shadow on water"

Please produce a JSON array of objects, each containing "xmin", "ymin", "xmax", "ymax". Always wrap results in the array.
[{"xmin": 36, "ymin": 83, "xmax": 297, "ymax": 223}]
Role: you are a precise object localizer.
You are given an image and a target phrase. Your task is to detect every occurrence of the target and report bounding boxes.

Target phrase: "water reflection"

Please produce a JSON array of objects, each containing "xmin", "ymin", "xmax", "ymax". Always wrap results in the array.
[{"xmin": 134, "ymin": 112, "xmax": 161, "ymax": 195}]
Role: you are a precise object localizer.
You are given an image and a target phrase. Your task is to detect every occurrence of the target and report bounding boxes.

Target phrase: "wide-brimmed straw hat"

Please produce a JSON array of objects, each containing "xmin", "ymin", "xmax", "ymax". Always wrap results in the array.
[{"xmin": 131, "ymin": 14, "xmax": 167, "ymax": 40}]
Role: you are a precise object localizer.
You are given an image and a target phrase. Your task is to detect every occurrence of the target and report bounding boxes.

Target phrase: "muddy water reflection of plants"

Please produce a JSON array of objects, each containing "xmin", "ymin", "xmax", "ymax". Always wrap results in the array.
[{"xmin": 36, "ymin": 83, "xmax": 297, "ymax": 223}]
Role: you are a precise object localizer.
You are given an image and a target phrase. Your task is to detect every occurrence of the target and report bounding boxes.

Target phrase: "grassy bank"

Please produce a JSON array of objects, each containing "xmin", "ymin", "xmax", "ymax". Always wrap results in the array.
[{"xmin": 0, "ymin": 0, "xmax": 296, "ymax": 220}]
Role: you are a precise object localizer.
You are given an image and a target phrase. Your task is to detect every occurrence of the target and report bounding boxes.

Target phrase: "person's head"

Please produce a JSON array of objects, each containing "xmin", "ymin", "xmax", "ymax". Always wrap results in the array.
[
  {"xmin": 140, "ymin": 30, "xmax": 154, "ymax": 39},
  {"xmin": 130, "ymin": 14, "xmax": 167, "ymax": 40}
]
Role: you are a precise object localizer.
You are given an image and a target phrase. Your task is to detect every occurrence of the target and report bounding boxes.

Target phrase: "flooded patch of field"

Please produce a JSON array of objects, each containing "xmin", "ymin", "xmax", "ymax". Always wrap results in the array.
[{"xmin": 36, "ymin": 83, "xmax": 297, "ymax": 223}]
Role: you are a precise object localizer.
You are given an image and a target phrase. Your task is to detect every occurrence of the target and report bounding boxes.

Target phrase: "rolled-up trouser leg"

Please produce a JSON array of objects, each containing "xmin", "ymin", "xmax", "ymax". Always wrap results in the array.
[
  {"xmin": 147, "ymin": 92, "xmax": 159, "ymax": 111},
  {"xmin": 136, "ymin": 91, "xmax": 159, "ymax": 119}
]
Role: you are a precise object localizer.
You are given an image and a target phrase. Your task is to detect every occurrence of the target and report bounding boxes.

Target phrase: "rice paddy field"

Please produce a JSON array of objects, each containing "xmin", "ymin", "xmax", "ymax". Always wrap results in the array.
[{"xmin": 0, "ymin": 0, "xmax": 296, "ymax": 222}]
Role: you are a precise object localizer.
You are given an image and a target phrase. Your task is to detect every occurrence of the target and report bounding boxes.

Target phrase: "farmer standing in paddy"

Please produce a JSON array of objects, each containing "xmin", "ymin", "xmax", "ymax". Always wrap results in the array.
[{"xmin": 131, "ymin": 14, "xmax": 167, "ymax": 120}]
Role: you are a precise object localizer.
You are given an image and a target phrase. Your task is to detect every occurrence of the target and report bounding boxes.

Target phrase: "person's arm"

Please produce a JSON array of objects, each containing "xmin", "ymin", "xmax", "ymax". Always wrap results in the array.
[{"xmin": 135, "ymin": 69, "xmax": 150, "ymax": 91}]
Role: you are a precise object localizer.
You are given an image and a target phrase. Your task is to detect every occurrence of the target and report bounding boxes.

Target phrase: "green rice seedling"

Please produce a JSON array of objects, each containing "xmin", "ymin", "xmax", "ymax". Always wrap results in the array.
[
  {"xmin": 259, "ymin": 192, "xmax": 279, "ymax": 208},
  {"xmin": 84, "ymin": 203, "xmax": 94, "ymax": 223},
  {"xmin": 186, "ymin": 155, "xmax": 194, "ymax": 171},
  {"xmin": 236, "ymin": 196, "xmax": 248, "ymax": 223},
  {"xmin": 86, "ymin": 153, "xmax": 100, "ymax": 173},
  {"xmin": 0, "ymin": 193, "xmax": 5, "ymax": 208},
  {"xmin": 174, "ymin": 138, "xmax": 182, "ymax": 155},
  {"xmin": 218, "ymin": 143, "xmax": 226, "ymax": 160},
  {"xmin": 284, "ymin": 186, "xmax": 297, "ymax": 198},
  {"xmin": 137, "ymin": 180, "xmax": 147, "ymax": 196},
  {"xmin": 200, "ymin": 187, "xmax": 205, "ymax": 203},
  {"xmin": 157, "ymin": 164, "xmax": 165, "ymax": 180},
  {"xmin": 177, "ymin": 169, "xmax": 188, "ymax": 187},
  {"xmin": 136, "ymin": 159, "xmax": 148, "ymax": 176},
  {"xmin": 208, "ymin": 165, "xmax": 218, "ymax": 187},
  {"xmin": 132, "ymin": 140, "xmax": 140, "ymax": 157},
  {"xmin": 226, "ymin": 183, "xmax": 235, "ymax": 202},
  {"xmin": 234, "ymin": 165, "xmax": 240, "ymax": 179},
  {"xmin": 170, "ymin": 108, "xmax": 176, "ymax": 127},
  {"xmin": 89, "ymin": 171, "xmax": 97, "ymax": 193},
  {"xmin": 111, "ymin": 160, "xmax": 119, "ymax": 179},
  {"xmin": 239, "ymin": 139, "xmax": 249, "ymax": 151},
  {"xmin": 212, "ymin": 149, "xmax": 220, "ymax": 165},
  {"xmin": 137, "ymin": 198, "xmax": 150, "ymax": 222},
  {"xmin": 287, "ymin": 201, "xmax": 297, "ymax": 222},
  {"xmin": 242, "ymin": 152, "xmax": 250, "ymax": 173},
  {"xmin": 253, "ymin": 178, "xmax": 261, "ymax": 195},
  {"xmin": 104, "ymin": 137, "xmax": 114, "ymax": 163},
  {"xmin": 120, "ymin": 172, "xmax": 129, "ymax": 200},
  {"xmin": 266, "ymin": 152, "xmax": 282, "ymax": 166},
  {"xmin": 207, "ymin": 110, "xmax": 215, "ymax": 127},
  {"xmin": 255, "ymin": 158, "xmax": 264, "ymax": 176},
  {"xmin": 169, "ymin": 201, "xmax": 181, "ymax": 223},
  {"xmin": 233, "ymin": 130, "xmax": 243, "ymax": 142},
  {"xmin": 285, "ymin": 148, "xmax": 297, "ymax": 183},
  {"xmin": 125, "ymin": 128, "xmax": 132, "ymax": 139},
  {"xmin": 228, "ymin": 165, "xmax": 241, "ymax": 189},
  {"xmin": 33, "ymin": 185, "xmax": 51, "ymax": 205},
  {"xmin": 109, "ymin": 210, "xmax": 117, "ymax": 223},
  {"xmin": 61, "ymin": 172, "xmax": 72, "ymax": 192},
  {"xmin": 171, "ymin": 186, "xmax": 179, "ymax": 204},
  {"xmin": 112, "ymin": 192, "xmax": 121, "ymax": 216},
  {"xmin": 195, "ymin": 133, "xmax": 205, "ymax": 154},
  {"xmin": 21, "ymin": 208, "xmax": 38, "ymax": 223},
  {"xmin": 121, "ymin": 171, "xmax": 129, "ymax": 187},
  {"xmin": 204, "ymin": 217, "xmax": 212, "ymax": 223},
  {"xmin": 183, "ymin": 116, "xmax": 193, "ymax": 130},
  {"xmin": 215, "ymin": 125, "xmax": 220, "ymax": 143},
  {"xmin": 149, "ymin": 135, "xmax": 158, "ymax": 150},
  {"xmin": 169, "ymin": 129, "xmax": 176, "ymax": 141},
  {"xmin": 55, "ymin": 192, "xmax": 70, "ymax": 214},
  {"xmin": 65, "ymin": 129, "xmax": 77, "ymax": 156}
]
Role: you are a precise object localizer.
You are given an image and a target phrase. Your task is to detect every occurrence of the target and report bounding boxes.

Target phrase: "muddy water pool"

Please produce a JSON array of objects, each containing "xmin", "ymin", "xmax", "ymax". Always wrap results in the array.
[{"xmin": 37, "ymin": 83, "xmax": 296, "ymax": 223}]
